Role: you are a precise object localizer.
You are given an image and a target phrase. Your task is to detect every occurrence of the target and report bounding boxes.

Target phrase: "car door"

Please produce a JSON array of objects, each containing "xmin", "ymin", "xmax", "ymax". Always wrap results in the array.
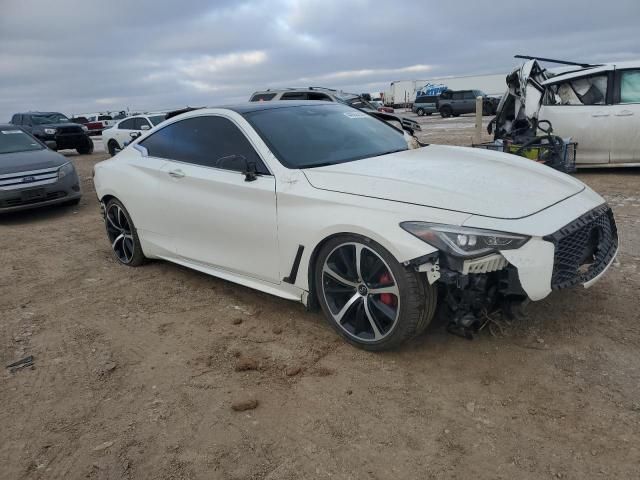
[
  {"xmin": 451, "ymin": 92, "xmax": 464, "ymax": 114},
  {"xmin": 538, "ymin": 72, "xmax": 612, "ymax": 165},
  {"xmin": 463, "ymin": 91, "xmax": 476, "ymax": 113},
  {"xmin": 610, "ymin": 68, "xmax": 640, "ymax": 163},
  {"xmin": 143, "ymin": 114, "xmax": 280, "ymax": 283},
  {"xmin": 114, "ymin": 117, "xmax": 138, "ymax": 146}
]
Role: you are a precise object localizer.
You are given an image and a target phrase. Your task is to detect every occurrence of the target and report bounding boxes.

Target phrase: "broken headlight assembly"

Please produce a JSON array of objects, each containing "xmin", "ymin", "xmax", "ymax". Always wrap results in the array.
[{"xmin": 400, "ymin": 222, "xmax": 530, "ymax": 258}]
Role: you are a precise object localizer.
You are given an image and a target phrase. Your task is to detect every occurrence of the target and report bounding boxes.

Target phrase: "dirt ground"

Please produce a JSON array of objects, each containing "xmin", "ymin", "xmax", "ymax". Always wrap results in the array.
[{"xmin": 2, "ymin": 115, "xmax": 639, "ymax": 479}]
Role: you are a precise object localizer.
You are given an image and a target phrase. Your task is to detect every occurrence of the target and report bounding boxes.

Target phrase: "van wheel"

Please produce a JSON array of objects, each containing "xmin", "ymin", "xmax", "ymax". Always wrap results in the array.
[{"xmin": 416, "ymin": 108, "xmax": 425, "ymax": 116}]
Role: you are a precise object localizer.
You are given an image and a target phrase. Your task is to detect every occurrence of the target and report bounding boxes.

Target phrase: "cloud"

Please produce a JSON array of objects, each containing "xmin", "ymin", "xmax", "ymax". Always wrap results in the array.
[{"xmin": 0, "ymin": 0, "xmax": 638, "ymax": 118}]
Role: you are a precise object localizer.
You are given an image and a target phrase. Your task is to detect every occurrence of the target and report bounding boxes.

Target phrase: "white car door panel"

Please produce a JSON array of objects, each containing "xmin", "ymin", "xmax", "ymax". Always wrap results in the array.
[
  {"xmin": 136, "ymin": 113, "xmax": 281, "ymax": 283},
  {"xmin": 539, "ymin": 105, "xmax": 612, "ymax": 164},
  {"xmin": 163, "ymin": 162, "xmax": 279, "ymax": 283},
  {"xmin": 119, "ymin": 152, "xmax": 176, "ymax": 256}
]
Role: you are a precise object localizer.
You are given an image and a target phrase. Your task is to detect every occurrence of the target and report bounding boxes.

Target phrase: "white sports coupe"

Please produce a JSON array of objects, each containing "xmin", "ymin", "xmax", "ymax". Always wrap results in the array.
[{"xmin": 93, "ymin": 101, "xmax": 618, "ymax": 350}]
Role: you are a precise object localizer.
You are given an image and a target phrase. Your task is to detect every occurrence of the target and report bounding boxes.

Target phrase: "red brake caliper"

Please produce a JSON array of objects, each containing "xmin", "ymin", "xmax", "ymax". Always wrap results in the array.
[{"xmin": 378, "ymin": 272, "xmax": 396, "ymax": 306}]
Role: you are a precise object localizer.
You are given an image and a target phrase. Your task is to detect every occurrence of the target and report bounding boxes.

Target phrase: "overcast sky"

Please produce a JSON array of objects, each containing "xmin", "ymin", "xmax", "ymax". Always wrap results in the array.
[{"xmin": 1, "ymin": 0, "xmax": 639, "ymax": 119}]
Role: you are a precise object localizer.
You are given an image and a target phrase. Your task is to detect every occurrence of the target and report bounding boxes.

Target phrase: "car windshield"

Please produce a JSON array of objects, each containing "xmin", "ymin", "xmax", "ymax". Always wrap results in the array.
[
  {"xmin": 0, "ymin": 130, "xmax": 43, "ymax": 154},
  {"xmin": 244, "ymin": 104, "xmax": 408, "ymax": 169},
  {"xmin": 31, "ymin": 113, "xmax": 70, "ymax": 125},
  {"xmin": 149, "ymin": 115, "xmax": 166, "ymax": 126}
]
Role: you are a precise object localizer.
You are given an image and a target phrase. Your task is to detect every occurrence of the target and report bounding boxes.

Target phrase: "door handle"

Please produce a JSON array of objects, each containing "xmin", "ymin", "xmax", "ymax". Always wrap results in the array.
[
  {"xmin": 591, "ymin": 113, "xmax": 610, "ymax": 117},
  {"xmin": 168, "ymin": 169, "xmax": 185, "ymax": 178},
  {"xmin": 615, "ymin": 110, "xmax": 634, "ymax": 117}
]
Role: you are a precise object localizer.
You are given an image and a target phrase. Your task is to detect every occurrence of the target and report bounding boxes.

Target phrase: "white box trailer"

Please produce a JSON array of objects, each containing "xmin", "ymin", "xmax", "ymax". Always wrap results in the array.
[{"xmin": 384, "ymin": 73, "xmax": 507, "ymax": 107}]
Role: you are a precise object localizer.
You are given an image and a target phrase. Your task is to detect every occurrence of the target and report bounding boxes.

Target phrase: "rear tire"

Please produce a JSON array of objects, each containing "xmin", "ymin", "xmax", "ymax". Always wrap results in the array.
[
  {"xmin": 440, "ymin": 106, "xmax": 452, "ymax": 118},
  {"xmin": 314, "ymin": 234, "xmax": 436, "ymax": 351},
  {"xmin": 104, "ymin": 198, "xmax": 146, "ymax": 267},
  {"xmin": 426, "ymin": 112, "xmax": 432, "ymax": 116}
]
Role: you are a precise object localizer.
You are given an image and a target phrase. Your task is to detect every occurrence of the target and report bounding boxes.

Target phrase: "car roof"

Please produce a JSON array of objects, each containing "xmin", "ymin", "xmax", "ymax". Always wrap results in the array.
[
  {"xmin": 15, "ymin": 111, "xmax": 63, "ymax": 115},
  {"xmin": 196, "ymin": 100, "xmax": 338, "ymax": 115}
]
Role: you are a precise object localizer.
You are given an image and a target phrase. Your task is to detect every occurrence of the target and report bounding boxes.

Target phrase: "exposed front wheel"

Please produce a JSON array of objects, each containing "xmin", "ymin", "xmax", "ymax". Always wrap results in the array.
[
  {"xmin": 104, "ymin": 199, "xmax": 146, "ymax": 266},
  {"xmin": 314, "ymin": 235, "xmax": 436, "ymax": 351},
  {"xmin": 416, "ymin": 108, "xmax": 425, "ymax": 116}
]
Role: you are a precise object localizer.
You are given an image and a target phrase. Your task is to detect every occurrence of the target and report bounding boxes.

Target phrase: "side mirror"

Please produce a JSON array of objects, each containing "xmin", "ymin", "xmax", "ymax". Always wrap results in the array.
[
  {"xmin": 130, "ymin": 132, "xmax": 142, "ymax": 140},
  {"xmin": 243, "ymin": 161, "xmax": 258, "ymax": 182},
  {"xmin": 140, "ymin": 124, "xmax": 150, "ymax": 130},
  {"xmin": 44, "ymin": 140, "xmax": 57, "ymax": 150}
]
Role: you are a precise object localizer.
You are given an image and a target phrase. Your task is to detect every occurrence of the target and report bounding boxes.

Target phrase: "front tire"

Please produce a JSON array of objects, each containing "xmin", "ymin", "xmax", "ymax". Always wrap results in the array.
[
  {"xmin": 104, "ymin": 198, "xmax": 146, "ymax": 266},
  {"xmin": 107, "ymin": 140, "xmax": 120, "ymax": 156},
  {"xmin": 314, "ymin": 234, "xmax": 436, "ymax": 351},
  {"xmin": 77, "ymin": 138, "xmax": 94, "ymax": 155},
  {"xmin": 416, "ymin": 108, "xmax": 425, "ymax": 116},
  {"xmin": 440, "ymin": 106, "xmax": 452, "ymax": 118}
]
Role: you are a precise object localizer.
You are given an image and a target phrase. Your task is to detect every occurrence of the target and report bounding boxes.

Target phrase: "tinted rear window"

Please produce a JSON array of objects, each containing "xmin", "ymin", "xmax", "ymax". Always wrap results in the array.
[
  {"xmin": 250, "ymin": 93, "xmax": 277, "ymax": 102},
  {"xmin": 415, "ymin": 96, "xmax": 438, "ymax": 103}
]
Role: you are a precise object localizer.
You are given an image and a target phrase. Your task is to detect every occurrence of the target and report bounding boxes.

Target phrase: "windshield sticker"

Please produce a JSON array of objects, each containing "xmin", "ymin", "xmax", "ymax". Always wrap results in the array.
[
  {"xmin": 1, "ymin": 130, "xmax": 25, "ymax": 134},
  {"xmin": 343, "ymin": 112, "xmax": 368, "ymax": 119}
]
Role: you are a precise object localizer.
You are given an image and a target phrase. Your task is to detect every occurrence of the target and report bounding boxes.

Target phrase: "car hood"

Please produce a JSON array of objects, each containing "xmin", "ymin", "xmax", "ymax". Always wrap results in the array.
[
  {"xmin": 302, "ymin": 145, "xmax": 585, "ymax": 220},
  {"xmin": 0, "ymin": 148, "xmax": 68, "ymax": 175}
]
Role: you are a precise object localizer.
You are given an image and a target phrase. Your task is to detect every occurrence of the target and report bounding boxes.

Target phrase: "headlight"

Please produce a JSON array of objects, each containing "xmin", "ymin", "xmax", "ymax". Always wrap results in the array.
[
  {"xmin": 81, "ymin": 125, "xmax": 88, "ymax": 132},
  {"xmin": 44, "ymin": 128, "xmax": 57, "ymax": 135},
  {"xmin": 57, "ymin": 162, "xmax": 75, "ymax": 179},
  {"xmin": 400, "ymin": 222, "xmax": 530, "ymax": 258}
]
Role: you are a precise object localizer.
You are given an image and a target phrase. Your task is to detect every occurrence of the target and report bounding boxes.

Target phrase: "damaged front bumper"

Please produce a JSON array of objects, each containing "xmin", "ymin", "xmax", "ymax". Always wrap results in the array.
[{"xmin": 408, "ymin": 203, "xmax": 618, "ymax": 335}]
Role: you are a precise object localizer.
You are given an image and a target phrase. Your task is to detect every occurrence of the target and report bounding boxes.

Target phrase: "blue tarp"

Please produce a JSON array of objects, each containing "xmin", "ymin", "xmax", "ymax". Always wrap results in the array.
[{"xmin": 416, "ymin": 83, "xmax": 448, "ymax": 97}]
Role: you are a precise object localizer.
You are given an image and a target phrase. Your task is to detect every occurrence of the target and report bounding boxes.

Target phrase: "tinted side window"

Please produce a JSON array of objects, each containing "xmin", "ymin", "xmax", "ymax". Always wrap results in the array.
[
  {"xmin": 544, "ymin": 74, "xmax": 608, "ymax": 105},
  {"xmin": 463, "ymin": 91, "xmax": 476, "ymax": 99},
  {"xmin": 11, "ymin": 114, "xmax": 21, "ymax": 124},
  {"xmin": 307, "ymin": 92, "xmax": 332, "ymax": 101},
  {"xmin": 140, "ymin": 116, "xmax": 268, "ymax": 173},
  {"xmin": 134, "ymin": 118, "xmax": 151, "ymax": 130},
  {"xmin": 620, "ymin": 70, "xmax": 640, "ymax": 103},
  {"xmin": 119, "ymin": 118, "xmax": 136, "ymax": 129},
  {"xmin": 281, "ymin": 92, "xmax": 308, "ymax": 100},
  {"xmin": 452, "ymin": 92, "xmax": 464, "ymax": 100},
  {"xmin": 440, "ymin": 91, "xmax": 452, "ymax": 99}
]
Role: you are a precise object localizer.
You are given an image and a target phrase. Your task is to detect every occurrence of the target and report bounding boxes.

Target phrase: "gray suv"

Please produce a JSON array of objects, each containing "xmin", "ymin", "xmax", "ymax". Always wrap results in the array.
[{"xmin": 437, "ymin": 90, "xmax": 496, "ymax": 118}]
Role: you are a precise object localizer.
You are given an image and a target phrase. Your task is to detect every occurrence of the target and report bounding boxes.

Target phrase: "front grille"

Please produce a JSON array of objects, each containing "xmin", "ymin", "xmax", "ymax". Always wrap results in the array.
[
  {"xmin": 2, "ymin": 191, "xmax": 67, "ymax": 208},
  {"xmin": 57, "ymin": 126, "xmax": 83, "ymax": 134},
  {"xmin": 0, "ymin": 167, "xmax": 59, "ymax": 189},
  {"xmin": 544, "ymin": 204, "xmax": 618, "ymax": 289}
]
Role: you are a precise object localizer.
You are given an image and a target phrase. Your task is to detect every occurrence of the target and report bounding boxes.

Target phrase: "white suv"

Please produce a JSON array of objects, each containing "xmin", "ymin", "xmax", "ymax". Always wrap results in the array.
[{"xmin": 103, "ymin": 114, "xmax": 167, "ymax": 156}]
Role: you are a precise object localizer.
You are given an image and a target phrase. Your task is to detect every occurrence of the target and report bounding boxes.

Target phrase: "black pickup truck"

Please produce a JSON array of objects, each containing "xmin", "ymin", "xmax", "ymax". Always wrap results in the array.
[{"xmin": 10, "ymin": 112, "xmax": 94, "ymax": 154}]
